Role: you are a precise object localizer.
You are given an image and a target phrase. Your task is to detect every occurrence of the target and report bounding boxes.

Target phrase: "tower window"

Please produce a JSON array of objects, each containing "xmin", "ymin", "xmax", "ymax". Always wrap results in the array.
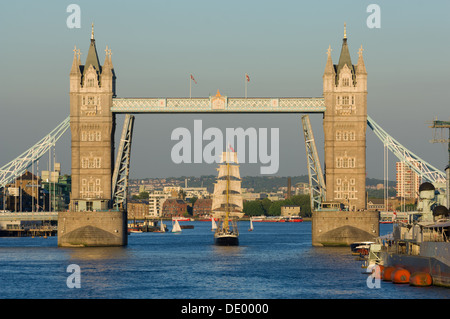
[{"xmin": 342, "ymin": 78, "xmax": 350, "ymax": 87}]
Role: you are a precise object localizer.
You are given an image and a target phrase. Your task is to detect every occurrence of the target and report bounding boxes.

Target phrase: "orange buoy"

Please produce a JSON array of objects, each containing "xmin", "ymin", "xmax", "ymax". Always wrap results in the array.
[
  {"xmin": 409, "ymin": 272, "xmax": 432, "ymax": 287},
  {"xmin": 382, "ymin": 266, "xmax": 396, "ymax": 281},
  {"xmin": 391, "ymin": 268, "xmax": 410, "ymax": 284}
]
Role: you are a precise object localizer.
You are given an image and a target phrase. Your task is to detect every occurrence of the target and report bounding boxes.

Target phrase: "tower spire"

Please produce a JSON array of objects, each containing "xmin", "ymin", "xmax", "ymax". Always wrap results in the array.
[
  {"xmin": 91, "ymin": 22, "xmax": 94, "ymax": 40},
  {"xmin": 344, "ymin": 22, "xmax": 347, "ymax": 39}
]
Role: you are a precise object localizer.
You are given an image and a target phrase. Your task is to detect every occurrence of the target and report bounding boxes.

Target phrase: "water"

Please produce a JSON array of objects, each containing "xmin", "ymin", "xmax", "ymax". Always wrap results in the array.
[{"xmin": 0, "ymin": 222, "xmax": 448, "ymax": 299}]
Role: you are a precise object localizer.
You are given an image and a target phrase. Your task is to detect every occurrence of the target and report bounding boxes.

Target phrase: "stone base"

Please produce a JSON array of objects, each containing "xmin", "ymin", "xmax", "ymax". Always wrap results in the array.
[
  {"xmin": 57, "ymin": 211, "xmax": 127, "ymax": 247},
  {"xmin": 312, "ymin": 210, "xmax": 379, "ymax": 246}
]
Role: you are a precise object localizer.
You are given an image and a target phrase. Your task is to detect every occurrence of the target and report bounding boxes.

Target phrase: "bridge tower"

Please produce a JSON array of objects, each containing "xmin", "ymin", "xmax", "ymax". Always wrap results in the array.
[
  {"xmin": 58, "ymin": 25, "xmax": 127, "ymax": 247},
  {"xmin": 323, "ymin": 26, "xmax": 368, "ymax": 211},
  {"xmin": 69, "ymin": 24, "xmax": 116, "ymax": 211}
]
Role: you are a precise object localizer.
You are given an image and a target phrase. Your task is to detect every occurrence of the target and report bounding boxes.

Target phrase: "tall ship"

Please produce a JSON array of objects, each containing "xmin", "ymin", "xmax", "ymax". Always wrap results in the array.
[{"xmin": 211, "ymin": 149, "xmax": 244, "ymax": 246}]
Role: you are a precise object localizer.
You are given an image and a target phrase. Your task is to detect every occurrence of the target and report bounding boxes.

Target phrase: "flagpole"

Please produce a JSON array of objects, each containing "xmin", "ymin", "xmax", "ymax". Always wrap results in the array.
[{"xmin": 245, "ymin": 73, "xmax": 247, "ymax": 98}]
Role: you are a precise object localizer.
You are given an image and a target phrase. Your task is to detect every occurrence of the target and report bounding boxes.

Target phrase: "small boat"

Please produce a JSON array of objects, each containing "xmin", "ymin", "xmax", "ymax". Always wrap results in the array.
[
  {"xmin": 354, "ymin": 245, "xmax": 370, "ymax": 256},
  {"xmin": 248, "ymin": 218, "xmax": 254, "ymax": 232},
  {"xmin": 154, "ymin": 219, "xmax": 166, "ymax": 233},
  {"xmin": 172, "ymin": 219, "xmax": 182, "ymax": 233},
  {"xmin": 211, "ymin": 218, "xmax": 217, "ymax": 232},
  {"xmin": 350, "ymin": 241, "xmax": 374, "ymax": 255}
]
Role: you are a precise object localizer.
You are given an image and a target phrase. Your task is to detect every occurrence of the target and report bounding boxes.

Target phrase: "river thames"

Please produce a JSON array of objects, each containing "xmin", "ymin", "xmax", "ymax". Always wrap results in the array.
[{"xmin": 0, "ymin": 222, "xmax": 448, "ymax": 299}]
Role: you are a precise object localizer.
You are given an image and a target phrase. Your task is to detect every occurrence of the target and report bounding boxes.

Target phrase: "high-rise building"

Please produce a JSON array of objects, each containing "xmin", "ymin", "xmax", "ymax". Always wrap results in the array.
[{"xmin": 396, "ymin": 161, "xmax": 421, "ymax": 199}]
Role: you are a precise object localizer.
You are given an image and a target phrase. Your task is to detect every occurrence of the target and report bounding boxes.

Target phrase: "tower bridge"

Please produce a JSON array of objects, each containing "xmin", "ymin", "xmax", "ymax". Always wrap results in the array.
[
  {"xmin": 1, "ymin": 25, "xmax": 446, "ymax": 246},
  {"xmin": 61, "ymin": 24, "xmax": 371, "ymax": 247}
]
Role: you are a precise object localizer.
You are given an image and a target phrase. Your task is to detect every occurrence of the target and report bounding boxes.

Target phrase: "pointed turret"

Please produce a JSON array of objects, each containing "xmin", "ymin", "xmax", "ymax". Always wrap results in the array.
[
  {"xmin": 356, "ymin": 45, "xmax": 367, "ymax": 75},
  {"xmin": 84, "ymin": 23, "xmax": 101, "ymax": 77},
  {"xmin": 355, "ymin": 45, "xmax": 367, "ymax": 91},
  {"xmin": 101, "ymin": 45, "xmax": 115, "ymax": 92},
  {"xmin": 324, "ymin": 45, "xmax": 335, "ymax": 75},
  {"xmin": 323, "ymin": 45, "xmax": 336, "ymax": 93},
  {"xmin": 335, "ymin": 23, "xmax": 355, "ymax": 85},
  {"xmin": 70, "ymin": 45, "xmax": 81, "ymax": 75},
  {"xmin": 70, "ymin": 46, "xmax": 81, "ymax": 92}
]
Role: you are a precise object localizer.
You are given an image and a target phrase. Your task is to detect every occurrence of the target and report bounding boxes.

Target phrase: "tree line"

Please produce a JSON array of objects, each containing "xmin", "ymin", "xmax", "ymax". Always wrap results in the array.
[{"xmin": 243, "ymin": 194, "xmax": 311, "ymax": 217}]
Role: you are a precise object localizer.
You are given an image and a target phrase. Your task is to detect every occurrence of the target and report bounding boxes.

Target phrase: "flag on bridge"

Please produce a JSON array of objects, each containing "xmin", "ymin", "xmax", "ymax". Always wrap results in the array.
[
  {"xmin": 246, "ymin": 73, "xmax": 250, "ymax": 82},
  {"xmin": 190, "ymin": 74, "xmax": 197, "ymax": 84}
]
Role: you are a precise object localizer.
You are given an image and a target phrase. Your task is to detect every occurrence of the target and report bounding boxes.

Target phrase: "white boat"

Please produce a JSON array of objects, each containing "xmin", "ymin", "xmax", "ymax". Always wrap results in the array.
[
  {"xmin": 249, "ymin": 218, "xmax": 254, "ymax": 232},
  {"xmin": 158, "ymin": 219, "xmax": 166, "ymax": 233},
  {"xmin": 211, "ymin": 218, "xmax": 217, "ymax": 231},
  {"xmin": 172, "ymin": 219, "xmax": 182, "ymax": 233}
]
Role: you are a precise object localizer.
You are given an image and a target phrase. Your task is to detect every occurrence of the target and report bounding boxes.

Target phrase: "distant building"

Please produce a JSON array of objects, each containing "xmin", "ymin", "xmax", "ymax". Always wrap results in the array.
[
  {"xmin": 183, "ymin": 187, "xmax": 209, "ymax": 200},
  {"xmin": 367, "ymin": 199, "xmax": 385, "ymax": 211},
  {"xmin": 295, "ymin": 182, "xmax": 310, "ymax": 195},
  {"xmin": 281, "ymin": 205, "xmax": 300, "ymax": 217},
  {"xmin": 162, "ymin": 199, "xmax": 188, "ymax": 217},
  {"xmin": 163, "ymin": 186, "xmax": 181, "ymax": 198},
  {"xmin": 128, "ymin": 201, "xmax": 149, "ymax": 220},
  {"xmin": 396, "ymin": 161, "xmax": 421, "ymax": 199},
  {"xmin": 148, "ymin": 191, "xmax": 169, "ymax": 217},
  {"xmin": 193, "ymin": 198, "xmax": 212, "ymax": 218},
  {"xmin": 242, "ymin": 192, "xmax": 268, "ymax": 201},
  {"xmin": 4, "ymin": 171, "xmax": 51, "ymax": 212}
]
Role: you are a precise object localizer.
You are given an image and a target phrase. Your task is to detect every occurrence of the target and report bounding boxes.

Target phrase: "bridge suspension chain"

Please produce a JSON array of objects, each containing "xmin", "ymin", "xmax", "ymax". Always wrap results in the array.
[
  {"xmin": 0, "ymin": 116, "xmax": 70, "ymax": 188},
  {"xmin": 367, "ymin": 115, "xmax": 446, "ymax": 185}
]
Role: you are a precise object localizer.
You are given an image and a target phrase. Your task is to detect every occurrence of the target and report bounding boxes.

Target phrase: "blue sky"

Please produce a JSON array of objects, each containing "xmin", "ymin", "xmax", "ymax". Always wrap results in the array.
[{"xmin": 0, "ymin": 0, "xmax": 449, "ymax": 180}]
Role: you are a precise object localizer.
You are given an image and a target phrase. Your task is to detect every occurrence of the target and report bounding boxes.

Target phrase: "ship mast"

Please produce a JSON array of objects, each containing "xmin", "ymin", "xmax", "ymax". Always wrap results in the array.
[{"xmin": 224, "ymin": 150, "xmax": 230, "ymax": 231}]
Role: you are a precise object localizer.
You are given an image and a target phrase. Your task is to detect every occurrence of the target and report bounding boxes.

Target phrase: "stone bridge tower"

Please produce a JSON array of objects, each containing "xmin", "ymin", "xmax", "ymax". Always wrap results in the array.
[
  {"xmin": 323, "ymin": 27, "xmax": 368, "ymax": 211},
  {"xmin": 69, "ymin": 24, "xmax": 116, "ymax": 212},
  {"xmin": 59, "ymin": 25, "xmax": 127, "ymax": 247}
]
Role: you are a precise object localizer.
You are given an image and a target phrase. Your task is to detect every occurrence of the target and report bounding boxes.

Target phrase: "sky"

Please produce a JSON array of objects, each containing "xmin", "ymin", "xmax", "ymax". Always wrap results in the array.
[{"xmin": 0, "ymin": 0, "xmax": 449, "ymax": 181}]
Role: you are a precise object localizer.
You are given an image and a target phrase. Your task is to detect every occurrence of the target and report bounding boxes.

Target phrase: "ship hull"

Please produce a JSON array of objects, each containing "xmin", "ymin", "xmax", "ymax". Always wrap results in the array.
[
  {"xmin": 380, "ymin": 242, "xmax": 450, "ymax": 288},
  {"xmin": 214, "ymin": 234, "xmax": 239, "ymax": 246}
]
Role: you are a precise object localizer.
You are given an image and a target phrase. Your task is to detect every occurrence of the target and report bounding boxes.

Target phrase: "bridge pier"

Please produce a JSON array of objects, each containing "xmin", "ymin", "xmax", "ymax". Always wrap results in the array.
[
  {"xmin": 311, "ymin": 210, "xmax": 379, "ymax": 246},
  {"xmin": 57, "ymin": 211, "xmax": 127, "ymax": 247}
]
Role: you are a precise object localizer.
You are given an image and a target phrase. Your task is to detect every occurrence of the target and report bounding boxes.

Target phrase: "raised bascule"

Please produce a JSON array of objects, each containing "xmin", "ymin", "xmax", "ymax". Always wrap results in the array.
[{"xmin": 3, "ymin": 24, "xmax": 444, "ymax": 246}]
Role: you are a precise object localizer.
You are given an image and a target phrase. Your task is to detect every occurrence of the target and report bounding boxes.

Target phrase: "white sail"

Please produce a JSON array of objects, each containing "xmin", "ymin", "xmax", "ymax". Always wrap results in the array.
[
  {"xmin": 172, "ymin": 220, "xmax": 182, "ymax": 233},
  {"xmin": 217, "ymin": 165, "xmax": 241, "ymax": 179},
  {"xmin": 213, "ymin": 211, "xmax": 245, "ymax": 218},
  {"xmin": 211, "ymin": 218, "xmax": 217, "ymax": 231},
  {"xmin": 220, "ymin": 151, "xmax": 238, "ymax": 164},
  {"xmin": 160, "ymin": 219, "xmax": 166, "ymax": 233},
  {"xmin": 213, "ymin": 180, "xmax": 242, "ymax": 195},
  {"xmin": 249, "ymin": 219, "xmax": 254, "ymax": 231},
  {"xmin": 212, "ymin": 194, "xmax": 243, "ymax": 211}
]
